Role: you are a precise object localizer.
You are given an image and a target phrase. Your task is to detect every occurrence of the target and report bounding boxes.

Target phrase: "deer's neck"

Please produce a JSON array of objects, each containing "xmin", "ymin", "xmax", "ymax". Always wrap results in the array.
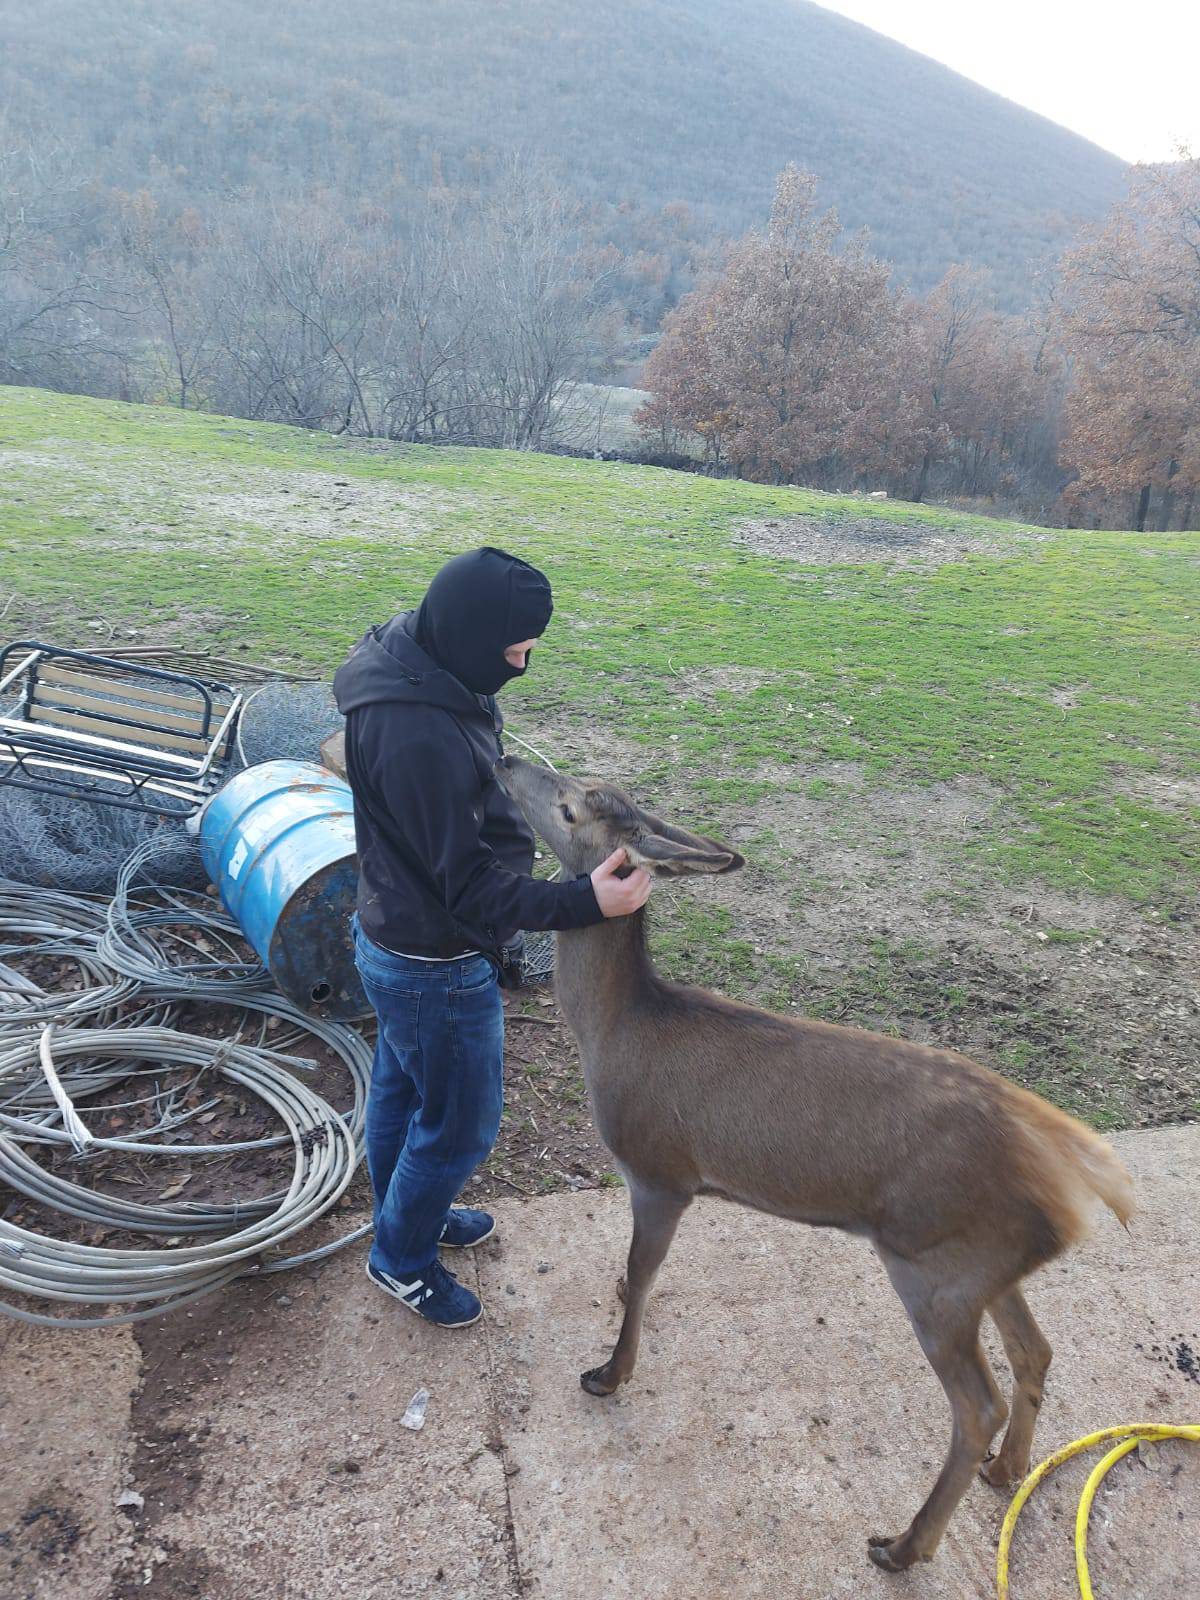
[{"xmin": 554, "ymin": 908, "xmax": 659, "ymax": 1047}]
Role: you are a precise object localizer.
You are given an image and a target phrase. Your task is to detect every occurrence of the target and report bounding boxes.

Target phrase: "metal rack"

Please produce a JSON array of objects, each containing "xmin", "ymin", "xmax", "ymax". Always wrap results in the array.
[{"xmin": 0, "ymin": 640, "xmax": 244, "ymax": 817}]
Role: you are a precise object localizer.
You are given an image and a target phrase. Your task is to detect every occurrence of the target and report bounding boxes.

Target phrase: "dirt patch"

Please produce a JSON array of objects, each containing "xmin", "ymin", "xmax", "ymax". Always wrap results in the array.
[
  {"xmin": 185, "ymin": 471, "xmax": 435, "ymax": 540},
  {"xmin": 107, "ymin": 1280, "xmax": 267, "ymax": 1598},
  {"xmin": 468, "ymin": 997, "xmax": 614, "ymax": 1202},
  {"xmin": 0, "ymin": 588, "xmax": 251, "ymax": 655},
  {"xmin": 1, "ymin": 1500, "xmax": 85, "ymax": 1593},
  {"xmin": 106, "ymin": 1239, "xmax": 515, "ymax": 1600},
  {"xmin": 0, "ymin": 446, "xmax": 458, "ymax": 555},
  {"xmin": 509, "ymin": 718, "xmax": 648, "ymax": 784},
  {"xmin": 736, "ymin": 512, "xmax": 1047, "ymax": 568},
  {"xmin": 1112, "ymin": 768, "xmax": 1200, "ymax": 817},
  {"xmin": 0, "ymin": 1317, "xmax": 139, "ymax": 1600},
  {"xmin": 111, "ymin": 1542, "xmax": 219, "ymax": 1599},
  {"xmin": 661, "ymin": 763, "xmax": 1200, "ymax": 1129},
  {"xmin": 665, "ymin": 664, "xmax": 781, "ymax": 706},
  {"xmin": 1049, "ymin": 684, "xmax": 1089, "ymax": 709}
]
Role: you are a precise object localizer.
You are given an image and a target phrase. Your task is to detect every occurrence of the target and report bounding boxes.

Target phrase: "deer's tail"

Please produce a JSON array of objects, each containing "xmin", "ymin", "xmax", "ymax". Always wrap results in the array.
[{"xmin": 1007, "ymin": 1087, "xmax": 1135, "ymax": 1252}]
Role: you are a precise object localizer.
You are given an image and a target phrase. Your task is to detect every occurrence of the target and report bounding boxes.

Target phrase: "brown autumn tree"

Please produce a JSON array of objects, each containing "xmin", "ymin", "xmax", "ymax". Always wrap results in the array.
[
  {"xmin": 637, "ymin": 166, "xmax": 926, "ymax": 485},
  {"xmin": 1058, "ymin": 155, "xmax": 1200, "ymax": 531},
  {"xmin": 908, "ymin": 267, "xmax": 1053, "ymax": 505}
]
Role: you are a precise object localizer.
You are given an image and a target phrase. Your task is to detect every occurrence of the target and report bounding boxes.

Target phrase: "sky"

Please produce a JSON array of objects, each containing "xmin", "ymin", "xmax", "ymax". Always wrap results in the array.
[{"xmin": 817, "ymin": 1, "xmax": 1199, "ymax": 163}]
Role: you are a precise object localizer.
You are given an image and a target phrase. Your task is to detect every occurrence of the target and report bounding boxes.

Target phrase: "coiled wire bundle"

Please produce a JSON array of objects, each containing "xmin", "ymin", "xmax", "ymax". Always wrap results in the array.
[
  {"xmin": 0, "ymin": 883, "xmax": 139, "ymax": 1029},
  {"xmin": 97, "ymin": 837, "xmax": 272, "ymax": 996},
  {"xmin": 0, "ymin": 840, "xmax": 372, "ymax": 1328}
]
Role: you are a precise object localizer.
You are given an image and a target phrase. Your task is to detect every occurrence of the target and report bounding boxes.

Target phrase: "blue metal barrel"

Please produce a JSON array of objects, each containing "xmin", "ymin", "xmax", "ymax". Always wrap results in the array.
[{"xmin": 195, "ymin": 759, "xmax": 367, "ymax": 1018}]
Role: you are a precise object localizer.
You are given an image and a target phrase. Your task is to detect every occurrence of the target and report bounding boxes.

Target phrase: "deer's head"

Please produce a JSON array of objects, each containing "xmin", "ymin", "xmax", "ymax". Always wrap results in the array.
[{"xmin": 494, "ymin": 754, "xmax": 745, "ymax": 879}]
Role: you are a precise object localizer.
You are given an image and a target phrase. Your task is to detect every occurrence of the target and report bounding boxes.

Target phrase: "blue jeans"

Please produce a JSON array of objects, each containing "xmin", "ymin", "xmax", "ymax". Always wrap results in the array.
[{"xmin": 353, "ymin": 924, "xmax": 505, "ymax": 1275}]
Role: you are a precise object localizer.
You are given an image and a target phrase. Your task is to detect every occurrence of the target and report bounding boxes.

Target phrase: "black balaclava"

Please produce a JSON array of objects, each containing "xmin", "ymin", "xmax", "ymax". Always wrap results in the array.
[{"xmin": 413, "ymin": 547, "xmax": 554, "ymax": 696}]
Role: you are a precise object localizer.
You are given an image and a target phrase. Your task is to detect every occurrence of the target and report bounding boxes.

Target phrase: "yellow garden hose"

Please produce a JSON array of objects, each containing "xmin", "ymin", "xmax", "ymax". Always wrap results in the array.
[{"xmin": 996, "ymin": 1422, "xmax": 1200, "ymax": 1600}]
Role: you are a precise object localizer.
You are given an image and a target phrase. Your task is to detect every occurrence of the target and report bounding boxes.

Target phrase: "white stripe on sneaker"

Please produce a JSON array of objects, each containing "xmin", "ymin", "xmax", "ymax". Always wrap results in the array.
[{"xmin": 374, "ymin": 1265, "xmax": 433, "ymax": 1306}]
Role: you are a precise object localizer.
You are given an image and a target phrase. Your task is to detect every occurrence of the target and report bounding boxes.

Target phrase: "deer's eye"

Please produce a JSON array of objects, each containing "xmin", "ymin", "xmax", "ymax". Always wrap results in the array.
[{"xmin": 560, "ymin": 804, "xmax": 575, "ymax": 824}]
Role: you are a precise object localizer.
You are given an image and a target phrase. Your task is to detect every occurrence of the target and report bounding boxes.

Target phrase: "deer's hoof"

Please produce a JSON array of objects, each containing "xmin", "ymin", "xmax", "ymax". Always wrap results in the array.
[
  {"xmin": 581, "ymin": 1364, "xmax": 619, "ymax": 1397},
  {"xmin": 866, "ymin": 1535, "xmax": 917, "ymax": 1573},
  {"xmin": 979, "ymin": 1452, "xmax": 1021, "ymax": 1489}
]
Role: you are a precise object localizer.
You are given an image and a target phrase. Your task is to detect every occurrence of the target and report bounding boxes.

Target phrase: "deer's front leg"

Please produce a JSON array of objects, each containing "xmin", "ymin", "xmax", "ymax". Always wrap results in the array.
[{"xmin": 581, "ymin": 1183, "xmax": 690, "ymax": 1397}]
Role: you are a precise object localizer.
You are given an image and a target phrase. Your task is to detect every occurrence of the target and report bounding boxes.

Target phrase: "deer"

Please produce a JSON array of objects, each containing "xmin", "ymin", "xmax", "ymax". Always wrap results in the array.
[{"xmin": 493, "ymin": 754, "xmax": 1134, "ymax": 1572}]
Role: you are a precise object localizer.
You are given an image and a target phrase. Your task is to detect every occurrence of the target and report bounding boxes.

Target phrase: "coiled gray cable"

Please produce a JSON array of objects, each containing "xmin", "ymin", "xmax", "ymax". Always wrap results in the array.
[
  {"xmin": 0, "ymin": 1024, "xmax": 366, "ymax": 1327},
  {"xmin": 0, "ymin": 859, "xmax": 374, "ymax": 1328}
]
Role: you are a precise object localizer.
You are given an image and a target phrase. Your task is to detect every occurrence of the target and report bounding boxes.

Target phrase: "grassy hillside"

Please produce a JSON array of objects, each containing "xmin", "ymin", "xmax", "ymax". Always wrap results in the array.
[
  {"xmin": 2, "ymin": 386, "xmax": 1197, "ymax": 1128},
  {"xmin": 4, "ymin": 0, "xmax": 1127, "ymax": 305}
]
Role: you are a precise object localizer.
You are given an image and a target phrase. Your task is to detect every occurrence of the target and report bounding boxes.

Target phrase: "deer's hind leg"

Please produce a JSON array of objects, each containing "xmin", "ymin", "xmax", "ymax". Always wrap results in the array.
[
  {"xmin": 868, "ymin": 1248, "xmax": 1008, "ymax": 1572},
  {"xmin": 980, "ymin": 1286, "xmax": 1052, "ymax": 1488},
  {"xmin": 581, "ymin": 1179, "xmax": 690, "ymax": 1397}
]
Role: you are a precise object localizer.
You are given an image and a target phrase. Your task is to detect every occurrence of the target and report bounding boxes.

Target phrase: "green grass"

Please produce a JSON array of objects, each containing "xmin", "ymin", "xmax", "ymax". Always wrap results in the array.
[
  {"xmin": 2, "ymin": 383, "xmax": 1198, "ymax": 914},
  {"xmin": 653, "ymin": 900, "xmax": 769, "ymax": 991},
  {"xmin": 4, "ymin": 384, "xmax": 1198, "ymax": 1129}
]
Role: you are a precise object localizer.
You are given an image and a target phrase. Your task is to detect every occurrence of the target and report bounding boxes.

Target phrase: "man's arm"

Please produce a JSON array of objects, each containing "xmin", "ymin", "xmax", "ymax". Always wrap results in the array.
[{"xmin": 376, "ymin": 728, "xmax": 605, "ymax": 937}]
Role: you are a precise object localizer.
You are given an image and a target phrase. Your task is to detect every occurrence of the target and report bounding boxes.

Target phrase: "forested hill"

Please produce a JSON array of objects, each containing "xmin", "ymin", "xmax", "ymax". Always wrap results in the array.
[{"xmin": 5, "ymin": 0, "xmax": 1127, "ymax": 305}]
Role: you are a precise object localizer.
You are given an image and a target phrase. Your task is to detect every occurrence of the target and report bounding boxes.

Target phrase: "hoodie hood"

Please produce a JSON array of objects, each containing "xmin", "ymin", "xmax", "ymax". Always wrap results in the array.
[
  {"xmin": 413, "ymin": 547, "xmax": 553, "ymax": 695},
  {"xmin": 333, "ymin": 612, "xmax": 489, "ymax": 718}
]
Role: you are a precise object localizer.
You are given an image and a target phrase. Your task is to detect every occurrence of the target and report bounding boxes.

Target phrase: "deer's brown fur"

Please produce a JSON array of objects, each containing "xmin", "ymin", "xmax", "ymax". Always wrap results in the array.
[{"xmin": 494, "ymin": 756, "xmax": 1133, "ymax": 1571}]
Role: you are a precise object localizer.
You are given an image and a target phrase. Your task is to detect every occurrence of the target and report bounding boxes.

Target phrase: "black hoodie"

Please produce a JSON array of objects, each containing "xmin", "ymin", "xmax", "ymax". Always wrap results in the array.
[{"xmin": 333, "ymin": 549, "xmax": 602, "ymax": 961}]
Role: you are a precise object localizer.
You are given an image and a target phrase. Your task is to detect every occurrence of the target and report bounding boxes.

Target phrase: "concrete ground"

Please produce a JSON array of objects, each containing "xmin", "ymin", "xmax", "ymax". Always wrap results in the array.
[{"xmin": 2, "ymin": 1127, "xmax": 1197, "ymax": 1600}]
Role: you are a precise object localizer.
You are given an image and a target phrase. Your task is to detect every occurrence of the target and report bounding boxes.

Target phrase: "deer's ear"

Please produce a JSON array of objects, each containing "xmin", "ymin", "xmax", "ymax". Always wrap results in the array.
[
  {"xmin": 628, "ymin": 831, "xmax": 744, "ymax": 876},
  {"xmin": 584, "ymin": 787, "xmax": 638, "ymax": 824},
  {"xmin": 638, "ymin": 809, "xmax": 744, "ymax": 867}
]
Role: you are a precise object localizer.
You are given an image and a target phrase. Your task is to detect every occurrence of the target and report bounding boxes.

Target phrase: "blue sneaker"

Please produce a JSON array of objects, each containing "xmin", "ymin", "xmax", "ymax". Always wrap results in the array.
[
  {"xmin": 439, "ymin": 1207, "xmax": 496, "ymax": 1250},
  {"xmin": 364, "ymin": 1256, "xmax": 481, "ymax": 1327}
]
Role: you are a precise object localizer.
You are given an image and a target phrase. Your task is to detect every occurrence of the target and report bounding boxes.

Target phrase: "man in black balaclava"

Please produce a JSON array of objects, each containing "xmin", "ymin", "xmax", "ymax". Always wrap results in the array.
[{"xmin": 333, "ymin": 547, "xmax": 651, "ymax": 1328}]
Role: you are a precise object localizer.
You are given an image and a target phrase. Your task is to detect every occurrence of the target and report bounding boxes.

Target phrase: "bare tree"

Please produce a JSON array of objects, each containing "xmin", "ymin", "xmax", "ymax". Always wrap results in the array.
[
  {"xmin": 205, "ymin": 200, "xmax": 376, "ymax": 430},
  {"xmin": 0, "ymin": 125, "xmax": 119, "ymax": 390},
  {"xmin": 448, "ymin": 167, "xmax": 622, "ymax": 449},
  {"xmin": 374, "ymin": 195, "xmax": 476, "ymax": 442},
  {"xmin": 196, "ymin": 175, "xmax": 620, "ymax": 449},
  {"xmin": 113, "ymin": 192, "xmax": 226, "ymax": 409}
]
